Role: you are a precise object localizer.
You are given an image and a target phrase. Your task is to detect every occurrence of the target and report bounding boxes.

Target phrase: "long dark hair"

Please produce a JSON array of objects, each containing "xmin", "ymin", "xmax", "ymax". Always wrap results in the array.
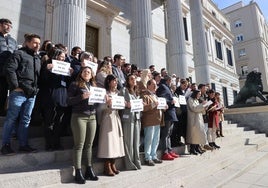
[
  {"xmin": 104, "ymin": 74, "xmax": 117, "ymax": 91},
  {"xmin": 190, "ymin": 90, "xmax": 201, "ymax": 99},
  {"xmin": 76, "ymin": 66, "xmax": 96, "ymax": 88},
  {"xmin": 125, "ymin": 74, "xmax": 137, "ymax": 95}
]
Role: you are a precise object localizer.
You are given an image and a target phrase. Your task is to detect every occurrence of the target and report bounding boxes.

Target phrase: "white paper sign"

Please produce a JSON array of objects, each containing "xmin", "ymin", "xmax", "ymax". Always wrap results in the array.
[
  {"xmin": 52, "ymin": 60, "xmax": 71, "ymax": 76},
  {"xmin": 203, "ymin": 100, "xmax": 213, "ymax": 107},
  {"xmin": 88, "ymin": 87, "xmax": 106, "ymax": 104},
  {"xmin": 157, "ymin": 97, "xmax": 167, "ymax": 109},
  {"xmin": 111, "ymin": 95, "xmax": 125, "ymax": 109},
  {"xmin": 179, "ymin": 95, "xmax": 187, "ymax": 105},
  {"xmin": 173, "ymin": 97, "xmax": 180, "ymax": 108},
  {"xmin": 84, "ymin": 60, "xmax": 98, "ymax": 75},
  {"xmin": 130, "ymin": 99, "xmax": 144, "ymax": 112}
]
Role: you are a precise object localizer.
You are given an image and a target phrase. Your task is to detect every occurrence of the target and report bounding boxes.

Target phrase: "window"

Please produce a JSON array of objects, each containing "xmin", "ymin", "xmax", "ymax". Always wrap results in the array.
[
  {"xmin": 241, "ymin": 65, "xmax": 248, "ymax": 76},
  {"xmin": 205, "ymin": 32, "xmax": 209, "ymax": 52},
  {"xmin": 211, "ymin": 83, "xmax": 216, "ymax": 91},
  {"xmin": 222, "ymin": 87, "xmax": 228, "ymax": 107},
  {"xmin": 212, "ymin": 11, "xmax": 216, "ymax": 17},
  {"xmin": 183, "ymin": 17, "xmax": 188, "ymax": 41},
  {"xmin": 233, "ymin": 90, "xmax": 238, "ymax": 103},
  {"xmin": 215, "ymin": 39, "xmax": 223, "ymax": 60},
  {"xmin": 236, "ymin": 34, "xmax": 244, "ymax": 42},
  {"xmin": 235, "ymin": 20, "xmax": 242, "ymax": 27},
  {"xmin": 239, "ymin": 48, "xmax": 246, "ymax": 57},
  {"xmin": 226, "ymin": 48, "xmax": 233, "ymax": 66}
]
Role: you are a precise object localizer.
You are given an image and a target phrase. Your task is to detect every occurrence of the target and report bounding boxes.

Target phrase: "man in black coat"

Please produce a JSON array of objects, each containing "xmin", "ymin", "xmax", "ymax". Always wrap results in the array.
[
  {"xmin": 0, "ymin": 18, "xmax": 17, "ymax": 116},
  {"xmin": 1, "ymin": 33, "xmax": 41, "ymax": 155},
  {"xmin": 156, "ymin": 75, "xmax": 179, "ymax": 160}
]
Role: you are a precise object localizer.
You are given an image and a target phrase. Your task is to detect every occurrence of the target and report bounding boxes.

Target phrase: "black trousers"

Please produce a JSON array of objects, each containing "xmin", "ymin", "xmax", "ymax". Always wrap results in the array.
[{"xmin": 0, "ymin": 76, "xmax": 8, "ymax": 115}]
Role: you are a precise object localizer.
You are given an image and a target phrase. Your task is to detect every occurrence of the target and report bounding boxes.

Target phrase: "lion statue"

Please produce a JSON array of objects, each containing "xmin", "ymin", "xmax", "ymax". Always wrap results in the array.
[{"xmin": 234, "ymin": 71, "xmax": 268, "ymax": 104}]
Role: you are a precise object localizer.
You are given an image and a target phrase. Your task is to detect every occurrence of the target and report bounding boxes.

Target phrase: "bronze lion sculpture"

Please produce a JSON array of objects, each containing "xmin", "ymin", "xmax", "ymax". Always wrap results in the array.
[{"xmin": 234, "ymin": 71, "xmax": 268, "ymax": 104}]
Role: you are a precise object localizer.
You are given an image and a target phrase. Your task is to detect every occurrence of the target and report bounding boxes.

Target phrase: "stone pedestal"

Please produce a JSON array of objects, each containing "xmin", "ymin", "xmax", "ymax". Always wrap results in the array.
[{"xmin": 225, "ymin": 105, "xmax": 268, "ymax": 136}]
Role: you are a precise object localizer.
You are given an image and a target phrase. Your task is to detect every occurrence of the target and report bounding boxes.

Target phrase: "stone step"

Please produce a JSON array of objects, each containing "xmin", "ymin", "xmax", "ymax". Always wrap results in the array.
[
  {"xmin": 140, "ymin": 136, "xmax": 268, "ymax": 188},
  {"xmin": 0, "ymin": 124, "xmax": 265, "ymax": 174},
  {"xmin": 186, "ymin": 145, "xmax": 268, "ymax": 188},
  {"xmin": 1, "ymin": 125, "xmax": 267, "ymax": 188},
  {"xmin": 42, "ymin": 131, "xmax": 268, "ymax": 188}
]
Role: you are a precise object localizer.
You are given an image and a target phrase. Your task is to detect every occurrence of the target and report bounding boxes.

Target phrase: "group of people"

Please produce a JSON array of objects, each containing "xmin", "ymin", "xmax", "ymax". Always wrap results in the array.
[{"xmin": 0, "ymin": 18, "xmax": 225, "ymax": 184}]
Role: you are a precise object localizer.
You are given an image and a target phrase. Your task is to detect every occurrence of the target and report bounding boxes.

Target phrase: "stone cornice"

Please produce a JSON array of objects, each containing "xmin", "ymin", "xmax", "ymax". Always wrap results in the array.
[
  {"xmin": 87, "ymin": 0, "xmax": 120, "ymax": 17},
  {"xmin": 203, "ymin": 8, "xmax": 234, "ymax": 40},
  {"xmin": 153, "ymin": 34, "xmax": 168, "ymax": 44},
  {"xmin": 114, "ymin": 15, "xmax": 131, "ymax": 26}
]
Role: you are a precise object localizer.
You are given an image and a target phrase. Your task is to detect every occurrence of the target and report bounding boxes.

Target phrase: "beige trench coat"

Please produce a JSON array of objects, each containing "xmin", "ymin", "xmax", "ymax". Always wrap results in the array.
[
  {"xmin": 186, "ymin": 97, "xmax": 207, "ymax": 145},
  {"xmin": 97, "ymin": 93, "xmax": 125, "ymax": 159}
]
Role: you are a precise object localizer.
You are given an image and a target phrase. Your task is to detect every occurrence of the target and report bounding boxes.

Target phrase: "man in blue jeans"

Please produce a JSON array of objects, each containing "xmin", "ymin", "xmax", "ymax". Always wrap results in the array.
[{"xmin": 1, "ymin": 33, "xmax": 41, "ymax": 155}]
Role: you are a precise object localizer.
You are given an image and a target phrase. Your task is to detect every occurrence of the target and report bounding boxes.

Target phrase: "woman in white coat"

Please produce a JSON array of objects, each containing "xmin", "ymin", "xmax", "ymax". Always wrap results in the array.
[{"xmin": 186, "ymin": 90, "xmax": 207, "ymax": 155}]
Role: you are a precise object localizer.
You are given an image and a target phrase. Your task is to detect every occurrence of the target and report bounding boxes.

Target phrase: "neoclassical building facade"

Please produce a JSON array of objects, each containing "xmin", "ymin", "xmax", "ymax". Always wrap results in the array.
[{"xmin": 0, "ymin": 0, "xmax": 239, "ymax": 106}]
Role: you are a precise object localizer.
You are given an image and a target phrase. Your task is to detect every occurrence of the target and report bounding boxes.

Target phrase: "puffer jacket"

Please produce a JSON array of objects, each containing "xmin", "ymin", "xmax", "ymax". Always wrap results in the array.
[{"xmin": 6, "ymin": 47, "xmax": 41, "ymax": 97}]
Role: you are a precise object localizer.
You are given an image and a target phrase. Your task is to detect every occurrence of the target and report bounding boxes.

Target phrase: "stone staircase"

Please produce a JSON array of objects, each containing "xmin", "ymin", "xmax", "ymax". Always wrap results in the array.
[{"xmin": 0, "ymin": 119, "xmax": 268, "ymax": 188}]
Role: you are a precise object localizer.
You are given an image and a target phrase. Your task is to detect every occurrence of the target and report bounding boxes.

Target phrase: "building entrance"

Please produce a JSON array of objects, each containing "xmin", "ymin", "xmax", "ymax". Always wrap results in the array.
[{"xmin": 86, "ymin": 25, "xmax": 99, "ymax": 58}]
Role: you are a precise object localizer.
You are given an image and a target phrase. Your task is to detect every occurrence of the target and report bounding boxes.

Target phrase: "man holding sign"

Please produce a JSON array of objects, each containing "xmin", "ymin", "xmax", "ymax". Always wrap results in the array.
[
  {"xmin": 171, "ymin": 79, "xmax": 189, "ymax": 147},
  {"xmin": 142, "ymin": 79, "xmax": 164, "ymax": 166},
  {"xmin": 156, "ymin": 75, "xmax": 179, "ymax": 160}
]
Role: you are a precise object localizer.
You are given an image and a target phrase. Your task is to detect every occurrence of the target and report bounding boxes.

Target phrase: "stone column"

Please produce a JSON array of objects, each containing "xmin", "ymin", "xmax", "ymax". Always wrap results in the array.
[
  {"xmin": 189, "ymin": 0, "xmax": 210, "ymax": 84},
  {"xmin": 166, "ymin": 0, "xmax": 188, "ymax": 79},
  {"xmin": 131, "ymin": 0, "xmax": 153, "ymax": 69},
  {"xmin": 52, "ymin": 0, "xmax": 86, "ymax": 51}
]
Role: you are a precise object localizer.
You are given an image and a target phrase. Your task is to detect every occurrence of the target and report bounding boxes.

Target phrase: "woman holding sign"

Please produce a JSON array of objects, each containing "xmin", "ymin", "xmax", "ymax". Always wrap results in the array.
[
  {"xmin": 119, "ymin": 74, "xmax": 142, "ymax": 170},
  {"xmin": 186, "ymin": 90, "xmax": 208, "ymax": 155},
  {"xmin": 67, "ymin": 66, "xmax": 98, "ymax": 184},
  {"xmin": 97, "ymin": 74, "xmax": 125, "ymax": 176}
]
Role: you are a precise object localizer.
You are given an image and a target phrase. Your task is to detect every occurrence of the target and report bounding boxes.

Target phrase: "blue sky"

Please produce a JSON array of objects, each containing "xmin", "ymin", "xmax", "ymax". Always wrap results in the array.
[{"xmin": 212, "ymin": 0, "xmax": 268, "ymax": 19}]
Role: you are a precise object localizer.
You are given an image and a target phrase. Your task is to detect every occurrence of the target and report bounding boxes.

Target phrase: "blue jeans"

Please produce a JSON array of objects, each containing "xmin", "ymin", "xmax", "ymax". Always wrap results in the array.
[
  {"xmin": 144, "ymin": 125, "xmax": 160, "ymax": 160},
  {"xmin": 2, "ymin": 91, "xmax": 36, "ymax": 147},
  {"xmin": 160, "ymin": 121, "xmax": 174, "ymax": 153}
]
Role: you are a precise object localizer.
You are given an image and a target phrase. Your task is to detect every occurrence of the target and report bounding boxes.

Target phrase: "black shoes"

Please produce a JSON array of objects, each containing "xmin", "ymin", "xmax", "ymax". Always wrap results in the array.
[
  {"xmin": 189, "ymin": 144, "xmax": 198, "ymax": 155},
  {"xmin": 153, "ymin": 158, "xmax": 163, "ymax": 164},
  {"xmin": 75, "ymin": 169, "xmax": 86, "ymax": 184},
  {"xmin": 209, "ymin": 142, "xmax": 221, "ymax": 149},
  {"xmin": 19, "ymin": 145, "xmax": 38, "ymax": 153},
  {"xmin": 1, "ymin": 144, "xmax": 37, "ymax": 155},
  {"xmin": 1, "ymin": 144, "xmax": 15, "ymax": 155},
  {"xmin": 195, "ymin": 145, "xmax": 205, "ymax": 154},
  {"xmin": 145, "ymin": 160, "xmax": 155, "ymax": 166},
  {"xmin": 85, "ymin": 166, "xmax": 98, "ymax": 181}
]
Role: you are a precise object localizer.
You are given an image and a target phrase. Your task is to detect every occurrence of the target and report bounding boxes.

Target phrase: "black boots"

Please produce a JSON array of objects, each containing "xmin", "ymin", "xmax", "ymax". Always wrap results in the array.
[
  {"xmin": 85, "ymin": 166, "xmax": 99, "ymax": 181},
  {"xmin": 189, "ymin": 144, "xmax": 198, "ymax": 155},
  {"xmin": 209, "ymin": 142, "xmax": 221, "ymax": 149},
  {"xmin": 75, "ymin": 169, "xmax": 86, "ymax": 184}
]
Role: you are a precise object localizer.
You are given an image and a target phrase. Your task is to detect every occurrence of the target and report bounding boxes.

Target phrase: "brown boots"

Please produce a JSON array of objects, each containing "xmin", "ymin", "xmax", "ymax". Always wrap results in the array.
[
  {"xmin": 110, "ymin": 158, "xmax": 120, "ymax": 174},
  {"xmin": 104, "ymin": 159, "xmax": 120, "ymax": 176}
]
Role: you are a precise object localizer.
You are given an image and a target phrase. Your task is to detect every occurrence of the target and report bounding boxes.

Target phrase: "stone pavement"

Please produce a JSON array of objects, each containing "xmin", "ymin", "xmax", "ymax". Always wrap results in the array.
[{"xmin": 222, "ymin": 155, "xmax": 268, "ymax": 188}]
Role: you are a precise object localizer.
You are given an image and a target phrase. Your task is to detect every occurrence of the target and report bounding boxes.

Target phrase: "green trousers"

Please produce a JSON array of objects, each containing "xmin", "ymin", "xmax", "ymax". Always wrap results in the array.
[{"xmin": 71, "ymin": 113, "xmax": 97, "ymax": 169}]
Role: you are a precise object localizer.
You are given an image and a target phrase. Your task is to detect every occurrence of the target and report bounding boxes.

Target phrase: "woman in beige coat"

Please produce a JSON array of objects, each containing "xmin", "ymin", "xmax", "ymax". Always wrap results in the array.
[
  {"xmin": 97, "ymin": 74, "xmax": 125, "ymax": 176},
  {"xmin": 186, "ymin": 90, "xmax": 207, "ymax": 155}
]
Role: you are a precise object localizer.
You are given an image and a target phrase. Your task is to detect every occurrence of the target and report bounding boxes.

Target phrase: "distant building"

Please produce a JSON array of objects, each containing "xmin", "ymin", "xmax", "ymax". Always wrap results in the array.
[
  {"xmin": 0, "ymin": 0, "xmax": 239, "ymax": 105},
  {"xmin": 222, "ymin": 1, "xmax": 268, "ymax": 91}
]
